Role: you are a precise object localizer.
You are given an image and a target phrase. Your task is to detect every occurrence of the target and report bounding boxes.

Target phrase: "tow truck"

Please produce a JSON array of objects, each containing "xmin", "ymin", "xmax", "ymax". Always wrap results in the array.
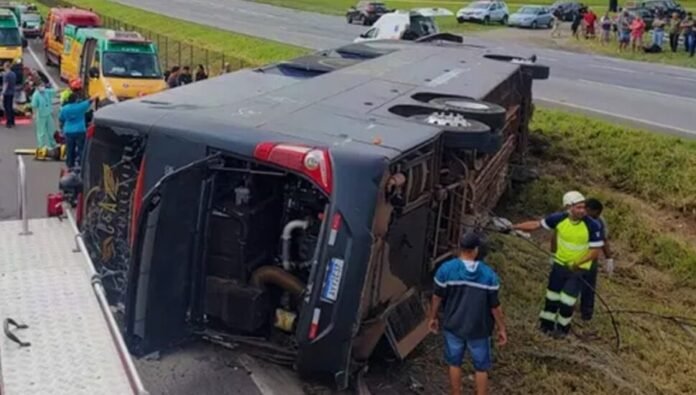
[{"xmin": 0, "ymin": 157, "xmax": 148, "ymax": 394}]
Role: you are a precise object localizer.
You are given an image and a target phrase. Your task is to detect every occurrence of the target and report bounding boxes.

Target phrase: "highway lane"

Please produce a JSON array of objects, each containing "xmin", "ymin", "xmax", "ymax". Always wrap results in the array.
[
  {"xmin": 115, "ymin": 0, "xmax": 696, "ymax": 137},
  {"xmin": 0, "ymin": 39, "xmax": 62, "ymax": 220}
]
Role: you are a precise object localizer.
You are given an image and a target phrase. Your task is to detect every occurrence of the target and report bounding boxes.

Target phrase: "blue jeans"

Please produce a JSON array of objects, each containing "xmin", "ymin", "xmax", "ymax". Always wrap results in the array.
[
  {"xmin": 688, "ymin": 32, "xmax": 696, "ymax": 57},
  {"xmin": 65, "ymin": 133, "xmax": 85, "ymax": 169},
  {"xmin": 652, "ymin": 29, "xmax": 664, "ymax": 47},
  {"xmin": 443, "ymin": 331, "xmax": 492, "ymax": 371}
]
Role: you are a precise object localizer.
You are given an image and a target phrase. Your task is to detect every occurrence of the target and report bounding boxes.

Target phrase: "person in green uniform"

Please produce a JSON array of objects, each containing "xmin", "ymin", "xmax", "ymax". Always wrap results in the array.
[{"xmin": 30, "ymin": 80, "xmax": 57, "ymax": 149}]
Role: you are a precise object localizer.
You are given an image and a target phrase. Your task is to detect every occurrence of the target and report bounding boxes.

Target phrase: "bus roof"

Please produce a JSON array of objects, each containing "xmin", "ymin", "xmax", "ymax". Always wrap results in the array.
[{"xmin": 95, "ymin": 40, "xmax": 527, "ymax": 160}]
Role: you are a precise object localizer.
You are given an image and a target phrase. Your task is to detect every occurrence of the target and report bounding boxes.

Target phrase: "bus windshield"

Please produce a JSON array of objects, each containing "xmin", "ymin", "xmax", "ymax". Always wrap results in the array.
[
  {"xmin": 0, "ymin": 28, "xmax": 21, "ymax": 46},
  {"xmin": 102, "ymin": 51, "xmax": 162, "ymax": 79}
]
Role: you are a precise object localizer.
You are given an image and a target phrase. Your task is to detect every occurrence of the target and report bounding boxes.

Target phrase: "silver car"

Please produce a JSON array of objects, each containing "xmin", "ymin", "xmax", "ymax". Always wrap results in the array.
[
  {"xmin": 456, "ymin": 1, "xmax": 509, "ymax": 24},
  {"xmin": 508, "ymin": 5, "xmax": 554, "ymax": 28}
]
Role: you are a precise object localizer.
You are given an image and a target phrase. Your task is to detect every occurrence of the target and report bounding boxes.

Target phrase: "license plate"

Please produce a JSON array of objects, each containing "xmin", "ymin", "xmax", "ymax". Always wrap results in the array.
[{"xmin": 321, "ymin": 258, "xmax": 344, "ymax": 303}]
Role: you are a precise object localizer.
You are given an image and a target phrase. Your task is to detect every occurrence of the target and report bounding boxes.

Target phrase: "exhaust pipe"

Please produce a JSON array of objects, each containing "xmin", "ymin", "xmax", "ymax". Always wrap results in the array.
[
  {"xmin": 250, "ymin": 266, "xmax": 305, "ymax": 302},
  {"xmin": 281, "ymin": 219, "xmax": 309, "ymax": 271}
]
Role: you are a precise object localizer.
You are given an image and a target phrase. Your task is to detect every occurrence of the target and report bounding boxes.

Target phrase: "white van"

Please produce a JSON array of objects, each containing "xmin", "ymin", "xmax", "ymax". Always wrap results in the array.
[{"xmin": 354, "ymin": 8, "xmax": 453, "ymax": 42}]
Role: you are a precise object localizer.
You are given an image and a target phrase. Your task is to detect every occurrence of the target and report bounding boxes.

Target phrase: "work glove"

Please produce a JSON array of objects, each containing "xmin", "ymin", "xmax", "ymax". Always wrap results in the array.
[
  {"xmin": 605, "ymin": 258, "xmax": 615, "ymax": 275},
  {"xmin": 492, "ymin": 217, "xmax": 513, "ymax": 234}
]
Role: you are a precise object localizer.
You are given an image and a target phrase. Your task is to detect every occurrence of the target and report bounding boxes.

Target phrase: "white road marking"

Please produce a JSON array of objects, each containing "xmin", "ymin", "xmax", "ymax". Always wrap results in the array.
[
  {"xmin": 27, "ymin": 45, "xmax": 59, "ymax": 88},
  {"xmin": 535, "ymin": 96, "xmax": 696, "ymax": 137},
  {"xmin": 577, "ymin": 78, "xmax": 696, "ymax": 104},
  {"xmin": 589, "ymin": 64, "xmax": 636, "ymax": 73}
]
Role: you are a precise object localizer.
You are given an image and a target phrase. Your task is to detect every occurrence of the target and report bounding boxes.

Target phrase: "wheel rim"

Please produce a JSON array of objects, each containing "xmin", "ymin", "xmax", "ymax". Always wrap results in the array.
[{"xmin": 442, "ymin": 100, "xmax": 489, "ymax": 111}]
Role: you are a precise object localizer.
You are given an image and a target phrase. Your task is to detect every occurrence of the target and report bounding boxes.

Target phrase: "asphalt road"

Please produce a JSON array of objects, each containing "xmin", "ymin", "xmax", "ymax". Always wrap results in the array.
[
  {"xmin": 116, "ymin": 0, "xmax": 696, "ymax": 137},
  {"xmin": 0, "ymin": 39, "xmax": 62, "ymax": 221}
]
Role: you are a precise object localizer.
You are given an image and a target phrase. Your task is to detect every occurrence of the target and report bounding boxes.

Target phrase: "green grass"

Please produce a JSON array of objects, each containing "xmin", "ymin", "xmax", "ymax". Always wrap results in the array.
[
  {"xmin": 529, "ymin": 108, "xmax": 696, "ymax": 214},
  {"xmin": 523, "ymin": 108, "xmax": 696, "ymax": 281},
  {"xmin": 41, "ymin": 0, "xmax": 307, "ymax": 69}
]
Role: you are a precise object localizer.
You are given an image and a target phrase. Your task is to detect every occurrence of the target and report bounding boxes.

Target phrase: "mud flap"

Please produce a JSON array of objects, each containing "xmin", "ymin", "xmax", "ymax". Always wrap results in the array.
[{"xmin": 384, "ymin": 288, "xmax": 429, "ymax": 359}]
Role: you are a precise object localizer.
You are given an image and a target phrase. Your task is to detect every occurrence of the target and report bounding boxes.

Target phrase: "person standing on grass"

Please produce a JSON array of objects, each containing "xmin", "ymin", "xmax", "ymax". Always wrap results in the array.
[
  {"xmin": 617, "ymin": 11, "xmax": 632, "ymax": 51},
  {"xmin": 630, "ymin": 15, "xmax": 646, "ymax": 51},
  {"xmin": 429, "ymin": 232, "xmax": 507, "ymax": 395},
  {"xmin": 669, "ymin": 12, "xmax": 682, "ymax": 52},
  {"xmin": 30, "ymin": 80, "xmax": 57, "ymax": 149},
  {"xmin": 195, "ymin": 64, "xmax": 208, "ymax": 81},
  {"xmin": 551, "ymin": 8, "xmax": 562, "ymax": 38},
  {"xmin": 2, "ymin": 61, "xmax": 16, "ymax": 128},
  {"xmin": 166, "ymin": 65, "xmax": 181, "ymax": 88},
  {"xmin": 651, "ymin": 12, "xmax": 667, "ymax": 48},
  {"xmin": 583, "ymin": 8, "xmax": 597, "ymax": 39},
  {"xmin": 508, "ymin": 191, "xmax": 604, "ymax": 338},
  {"xmin": 178, "ymin": 66, "xmax": 193, "ymax": 85},
  {"xmin": 571, "ymin": 9, "xmax": 583, "ymax": 39},
  {"xmin": 59, "ymin": 93, "xmax": 94, "ymax": 169},
  {"xmin": 580, "ymin": 198, "xmax": 613, "ymax": 320},
  {"xmin": 600, "ymin": 12, "xmax": 612, "ymax": 44},
  {"xmin": 682, "ymin": 12, "xmax": 695, "ymax": 56}
]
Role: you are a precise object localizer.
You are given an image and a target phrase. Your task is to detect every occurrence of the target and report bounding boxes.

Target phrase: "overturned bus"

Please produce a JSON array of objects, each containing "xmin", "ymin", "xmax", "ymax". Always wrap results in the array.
[{"xmin": 80, "ymin": 39, "xmax": 548, "ymax": 388}]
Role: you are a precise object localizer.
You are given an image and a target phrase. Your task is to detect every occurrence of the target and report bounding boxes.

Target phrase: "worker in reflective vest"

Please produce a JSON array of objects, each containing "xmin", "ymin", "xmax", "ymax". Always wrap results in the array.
[
  {"xmin": 509, "ymin": 191, "xmax": 605, "ymax": 337},
  {"xmin": 60, "ymin": 79, "xmax": 82, "ymax": 104}
]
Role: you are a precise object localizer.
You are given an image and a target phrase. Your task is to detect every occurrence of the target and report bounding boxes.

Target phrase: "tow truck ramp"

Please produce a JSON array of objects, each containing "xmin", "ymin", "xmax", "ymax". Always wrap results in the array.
[{"xmin": 0, "ymin": 213, "xmax": 148, "ymax": 395}]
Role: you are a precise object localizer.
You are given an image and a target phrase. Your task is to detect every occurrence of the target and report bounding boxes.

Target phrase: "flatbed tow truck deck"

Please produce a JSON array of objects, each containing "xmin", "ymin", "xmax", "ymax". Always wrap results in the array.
[{"xmin": 0, "ymin": 204, "xmax": 147, "ymax": 394}]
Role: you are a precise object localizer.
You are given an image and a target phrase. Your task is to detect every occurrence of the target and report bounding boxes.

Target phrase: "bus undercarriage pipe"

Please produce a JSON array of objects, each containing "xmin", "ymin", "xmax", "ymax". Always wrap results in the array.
[
  {"xmin": 250, "ymin": 266, "xmax": 305, "ymax": 302},
  {"xmin": 281, "ymin": 219, "xmax": 309, "ymax": 271}
]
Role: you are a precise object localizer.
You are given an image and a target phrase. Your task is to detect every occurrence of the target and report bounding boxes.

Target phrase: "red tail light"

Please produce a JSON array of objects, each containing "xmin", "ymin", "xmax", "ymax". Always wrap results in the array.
[
  {"xmin": 253, "ymin": 143, "xmax": 333, "ymax": 194},
  {"xmin": 130, "ymin": 156, "xmax": 146, "ymax": 247},
  {"xmin": 87, "ymin": 124, "xmax": 95, "ymax": 139}
]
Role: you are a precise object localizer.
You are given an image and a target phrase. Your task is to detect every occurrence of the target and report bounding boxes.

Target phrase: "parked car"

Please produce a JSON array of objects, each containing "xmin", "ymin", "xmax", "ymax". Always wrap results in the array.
[
  {"xmin": 508, "ymin": 5, "xmax": 554, "ymax": 28},
  {"xmin": 625, "ymin": 0, "xmax": 685, "ymax": 20},
  {"xmin": 20, "ymin": 12, "xmax": 42, "ymax": 39},
  {"xmin": 456, "ymin": 1, "xmax": 509, "ymax": 24},
  {"xmin": 346, "ymin": 1, "xmax": 391, "ymax": 25},
  {"xmin": 81, "ymin": 39, "xmax": 548, "ymax": 390},
  {"xmin": 354, "ymin": 8, "xmax": 453, "ymax": 42},
  {"xmin": 549, "ymin": 0, "xmax": 581, "ymax": 21}
]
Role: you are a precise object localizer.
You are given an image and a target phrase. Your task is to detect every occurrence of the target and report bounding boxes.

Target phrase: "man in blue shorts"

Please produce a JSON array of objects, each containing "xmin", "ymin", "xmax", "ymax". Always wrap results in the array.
[{"xmin": 428, "ymin": 232, "xmax": 507, "ymax": 395}]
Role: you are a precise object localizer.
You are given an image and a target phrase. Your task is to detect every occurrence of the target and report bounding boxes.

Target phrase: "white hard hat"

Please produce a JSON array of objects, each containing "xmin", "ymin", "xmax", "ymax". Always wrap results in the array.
[{"xmin": 563, "ymin": 191, "xmax": 585, "ymax": 207}]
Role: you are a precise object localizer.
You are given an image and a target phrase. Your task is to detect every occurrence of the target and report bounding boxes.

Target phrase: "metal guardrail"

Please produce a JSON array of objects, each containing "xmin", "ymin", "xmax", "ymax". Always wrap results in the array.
[
  {"xmin": 16, "ymin": 156, "xmax": 31, "ymax": 236},
  {"xmin": 64, "ymin": 206, "xmax": 150, "ymax": 395}
]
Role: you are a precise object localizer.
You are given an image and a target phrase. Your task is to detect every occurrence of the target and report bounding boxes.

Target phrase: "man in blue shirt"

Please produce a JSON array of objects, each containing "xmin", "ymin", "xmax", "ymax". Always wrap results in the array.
[
  {"xmin": 59, "ymin": 93, "xmax": 94, "ymax": 169},
  {"xmin": 428, "ymin": 232, "xmax": 507, "ymax": 395},
  {"xmin": 2, "ymin": 61, "xmax": 16, "ymax": 128}
]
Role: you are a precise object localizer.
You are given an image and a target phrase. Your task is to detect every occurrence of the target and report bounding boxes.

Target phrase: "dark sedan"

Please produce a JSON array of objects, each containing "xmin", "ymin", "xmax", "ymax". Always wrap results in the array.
[{"xmin": 550, "ymin": 0, "xmax": 581, "ymax": 21}]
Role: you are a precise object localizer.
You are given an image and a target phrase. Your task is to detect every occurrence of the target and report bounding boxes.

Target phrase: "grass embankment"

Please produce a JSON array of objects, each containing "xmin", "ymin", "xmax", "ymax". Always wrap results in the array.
[
  {"xmin": 41, "ymin": 0, "xmax": 307, "ymax": 69},
  {"xmin": 383, "ymin": 109, "xmax": 696, "ymax": 394}
]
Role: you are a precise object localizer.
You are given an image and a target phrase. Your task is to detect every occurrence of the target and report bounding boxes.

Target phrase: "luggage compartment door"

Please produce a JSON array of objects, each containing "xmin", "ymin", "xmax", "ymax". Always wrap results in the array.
[{"xmin": 125, "ymin": 156, "xmax": 216, "ymax": 355}]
